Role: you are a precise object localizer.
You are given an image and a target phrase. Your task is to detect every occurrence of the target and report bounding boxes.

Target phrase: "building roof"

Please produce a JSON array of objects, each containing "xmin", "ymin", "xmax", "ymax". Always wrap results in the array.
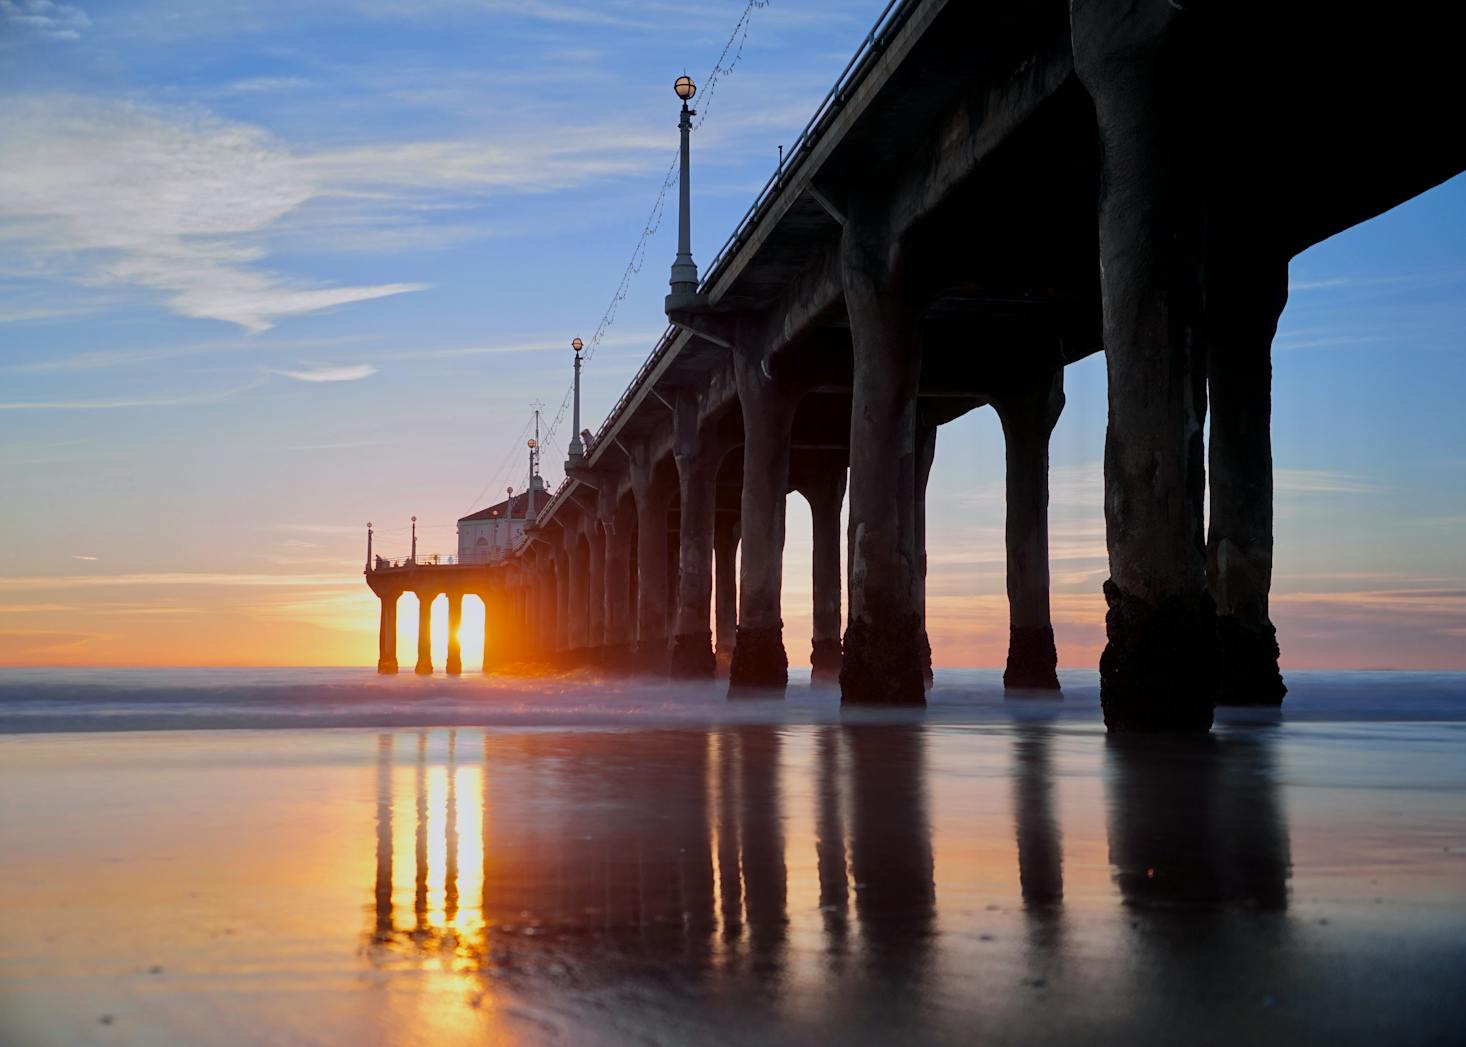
[{"xmin": 459, "ymin": 487, "xmax": 553, "ymax": 523}]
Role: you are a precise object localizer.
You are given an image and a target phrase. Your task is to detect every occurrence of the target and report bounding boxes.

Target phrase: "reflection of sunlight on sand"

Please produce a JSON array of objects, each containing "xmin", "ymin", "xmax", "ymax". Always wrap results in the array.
[
  {"xmin": 8, "ymin": 720, "xmax": 1466, "ymax": 1044},
  {"xmin": 383, "ymin": 734, "xmax": 485, "ymax": 956}
]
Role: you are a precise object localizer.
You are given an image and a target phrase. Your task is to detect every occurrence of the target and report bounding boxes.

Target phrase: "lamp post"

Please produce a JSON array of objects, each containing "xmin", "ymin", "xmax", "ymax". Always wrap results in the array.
[
  {"xmin": 528, "ymin": 438, "xmax": 538, "ymax": 487},
  {"xmin": 366, "ymin": 522, "xmax": 373, "ymax": 572},
  {"xmin": 567, "ymin": 337, "xmax": 586, "ymax": 462},
  {"xmin": 410, "ymin": 515, "xmax": 417, "ymax": 564},
  {"xmin": 667, "ymin": 74, "xmax": 699, "ymax": 309}
]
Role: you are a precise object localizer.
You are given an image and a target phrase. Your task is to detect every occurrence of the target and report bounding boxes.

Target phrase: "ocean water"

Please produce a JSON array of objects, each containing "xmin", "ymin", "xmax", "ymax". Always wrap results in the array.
[
  {"xmin": 2, "ymin": 670, "xmax": 1464, "ymax": 1045},
  {"xmin": 3, "ymin": 667, "xmax": 1466, "ymax": 733}
]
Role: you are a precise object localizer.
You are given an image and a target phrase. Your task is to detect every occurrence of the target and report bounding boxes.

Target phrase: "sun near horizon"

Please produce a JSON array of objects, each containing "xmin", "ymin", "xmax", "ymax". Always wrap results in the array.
[{"xmin": 2, "ymin": 1, "xmax": 1464, "ymax": 674}]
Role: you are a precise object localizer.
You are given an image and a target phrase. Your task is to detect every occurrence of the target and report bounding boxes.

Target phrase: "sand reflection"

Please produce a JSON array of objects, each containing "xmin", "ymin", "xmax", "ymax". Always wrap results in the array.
[
  {"xmin": 16, "ymin": 720, "xmax": 1466, "ymax": 1044},
  {"xmin": 364, "ymin": 725, "xmax": 1296, "ymax": 991},
  {"xmin": 364, "ymin": 722, "xmax": 1334, "ymax": 1029},
  {"xmin": 1105, "ymin": 732, "xmax": 1291, "ymax": 910}
]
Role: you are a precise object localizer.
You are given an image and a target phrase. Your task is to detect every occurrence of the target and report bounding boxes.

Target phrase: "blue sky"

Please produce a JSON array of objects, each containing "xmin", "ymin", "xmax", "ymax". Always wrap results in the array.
[{"xmin": 1, "ymin": 0, "xmax": 1463, "ymax": 668}]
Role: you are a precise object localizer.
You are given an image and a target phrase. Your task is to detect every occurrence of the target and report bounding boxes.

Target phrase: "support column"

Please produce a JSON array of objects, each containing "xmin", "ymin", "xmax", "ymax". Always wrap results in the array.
[
  {"xmin": 798, "ymin": 465, "xmax": 846, "ymax": 683},
  {"xmin": 915, "ymin": 423, "xmax": 936, "ymax": 690},
  {"xmin": 992, "ymin": 368, "xmax": 1065, "ymax": 690},
  {"xmin": 1208, "ymin": 257, "xmax": 1288, "ymax": 705},
  {"xmin": 482, "ymin": 589, "xmax": 497, "ymax": 673},
  {"xmin": 520, "ymin": 585, "xmax": 533, "ymax": 660},
  {"xmin": 603, "ymin": 498, "xmax": 634, "ymax": 669},
  {"xmin": 630, "ymin": 444, "xmax": 674, "ymax": 673},
  {"xmin": 714, "ymin": 515, "xmax": 739, "ymax": 674},
  {"xmin": 415, "ymin": 591, "xmax": 434, "ymax": 675},
  {"xmin": 512, "ymin": 585, "xmax": 528, "ymax": 663},
  {"xmin": 671, "ymin": 391, "xmax": 719, "ymax": 678},
  {"xmin": 377, "ymin": 590, "xmax": 399, "ymax": 674},
  {"xmin": 523, "ymin": 572, "xmax": 540, "ymax": 659},
  {"xmin": 839, "ymin": 203, "xmax": 926, "ymax": 705},
  {"xmin": 587, "ymin": 521, "xmax": 606, "ymax": 660},
  {"xmin": 445, "ymin": 591, "xmax": 463, "ymax": 676},
  {"xmin": 567, "ymin": 531, "xmax": 589, "ymax": 657},
  {"xmin": 538, "ymin": 558, "xmax": 557, "ymax": 657},
  {"xmin": 1073, "ymin": 4, "xmax": 1217, "ymax": 730},
  {"xmin": 729, "ymin": 349, "xmax": 798, "ymax": 692},
  {"xmin": 554, "ymin": 546, "xmax": 570, "ymax": 656}
]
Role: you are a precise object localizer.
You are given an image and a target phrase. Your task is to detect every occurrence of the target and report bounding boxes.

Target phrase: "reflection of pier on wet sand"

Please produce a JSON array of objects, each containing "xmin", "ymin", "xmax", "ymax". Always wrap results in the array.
[
  {"xmin": 359, "ymin": 723, "xmax": 1318, "ymax": 1040},
  {"xmin": 4, "ymin": 719, "xmax": 1465, "ymax": 1044}
]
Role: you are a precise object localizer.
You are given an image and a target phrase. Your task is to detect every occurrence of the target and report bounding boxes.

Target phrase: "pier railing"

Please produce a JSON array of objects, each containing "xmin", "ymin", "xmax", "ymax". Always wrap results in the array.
[
  {"xmin": 370, "ymin": 553, "xmax": 460, "ymax": 571},
  {"xmin": 536, "ymin": 0, "xmax": 921, "ymax": 535}
]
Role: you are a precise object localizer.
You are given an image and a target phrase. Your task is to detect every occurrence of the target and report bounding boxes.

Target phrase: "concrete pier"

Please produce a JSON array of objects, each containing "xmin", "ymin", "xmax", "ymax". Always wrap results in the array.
[
  {"xmin": 445, "ymin": 592, "xmax": 463, "ymax": 676},
  {"xmin": 670, "ymin": 391, "xmax": 719, "ymax": 677},
  {"xmin": 554, "ymin": 548, "xmax": 570, "ymax": 656},
  {"xmin": 993, "ymin": 367, "xmax": 1065, "ymax": 690},
  {"xmin": 586, "ymin": 521, "xmax": 606, "ymax": 659},
  {"xmin": 714, "ymin": 516, "xmax": 739, "ymax": 675},
  {"xmin": 567, "ymin": 533, "xmax": 589, "ymax": 657},
  {"xmin": 914, "ymin": 423, "xmax": 936, "ymax": 691},
  {"xmin": 375, "ymin": 590, "xmax": 399, "ymax": 675},
  {"xmin": 796, "ymin": 464, "xmax": 846, "ymax": 683},
  {"xmin": 364, "ymin": 0, "xmax": 1465, "ymax": 732},
  {"xmin": 630, "ymin": 443, "xmax": 675, "ymax": 673},
  {"xmin": 415, "ymin": 593, "xmax": 434, "ymax": 676},
  {"xmin": 1074, "ymin": 7, "xmax": 1217, "ymax": 731},
  {"xmin": 1207, "ymin": 256, "xmax": 1289, "ymax": 706},
  {"xmin": 839, "ymin": 203, "xmax": 926, "ymax": 706},
  {"xmin": 728, "ymin": 349, "xmax": 796, "ymax": 692},
  {"xmin": 603, "ymin": 497, "xmax": 635, "ymax": 669}
]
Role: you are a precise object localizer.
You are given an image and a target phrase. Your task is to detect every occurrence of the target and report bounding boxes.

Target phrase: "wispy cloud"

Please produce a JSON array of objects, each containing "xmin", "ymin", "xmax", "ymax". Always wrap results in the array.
[
  {"xmin": 5, "ymin": 333, "xmax": 376, "ymax": 374},
  {"xmin": 1273, "ymin": 332, "xmax": 1384, "ymax": 352},
  {"xmin": 269, "ymin": 523, "xmax": 365, "ymax": 536},
  {"xmin": 0, "ymin": 97, "xmax": 427, "ymax": 332},
  {"xmin": 70, "ymin": 554, "xmax": 97, "ymax": 561},
  {"xmin": 0, "ymin": 572, "xmax": 359, "ymax": 591},
  {"xmin": 1288, "ymin": 271, "xmax": 1466, "ymax": 294},
  {"xmin": 0, "ymin": 629, "xmax": 102, "ymax": 658},
  {"xmin": 0, "ymin": 0, "xmax": 89, "ymax": 40},
  {"xmin": 224, "ymin": 76, "xmax": 313, "ymax": 94},
  {"xmin": 280, "ymin": 438, "xmax": 386, "ymax": 451},
  {"xmin": 298, "ymin": 129, "xmax": 665, "ymax": 195},
  {"xmin": 379, "ymin": 329, "xmax": 658, "ymax": 362},
  {"xmin": 1275, "ymin": 468, "xmax": 1379, "ymax": 496},
  {"xmin": 957, "ymin": 462, "xmax": 1105, "ymax": 510},
  {"xmin": 272, "ymin": 363, "xmax": 378, "ymax": 382},
  {"xmin": 0, "ymin": 378, "xmax": 263, "ymax": 411},
  {"xmin": 348, "ymin": 0, "xmax": 654, "ymax": 29},
  {"xmin": 955, "ymin": 462, "xmax": 1378, "ymax": 504},
  {"xmin": 0, "ymin": 94, "xmax": 668, "ymax": 331},
  {"xmin": 1272, "ymin": 586, "xmax": 1466, "ymax": 629}
]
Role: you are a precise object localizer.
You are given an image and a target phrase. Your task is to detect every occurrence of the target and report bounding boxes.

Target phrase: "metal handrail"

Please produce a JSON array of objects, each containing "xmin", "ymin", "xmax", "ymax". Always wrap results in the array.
[
  {"xmin": 590, "ymin": 324, "xmax": 679, "ymax": 450},
  {"xmin": 539, "ymin": 0, "xmax": 921, "ymax": 536},
  {"xmin": 370, "ymin": 554, "xmax": 460, "ymax": 570},
  {"xmin": 697, "ymin": 0, "xmax": 913, "ymax": 294}
]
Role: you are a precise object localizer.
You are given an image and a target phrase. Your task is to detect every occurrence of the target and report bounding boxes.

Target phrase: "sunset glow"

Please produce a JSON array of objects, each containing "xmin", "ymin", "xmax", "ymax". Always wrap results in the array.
[{"xmin": 1, "ymin": 2, "xmax": 1462, "ymax": 672}]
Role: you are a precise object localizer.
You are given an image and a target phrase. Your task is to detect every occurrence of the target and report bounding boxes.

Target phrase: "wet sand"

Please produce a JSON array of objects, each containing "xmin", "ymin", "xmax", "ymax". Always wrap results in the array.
[{"xmin": 2, "ymin": 677, "xmax": 1465, "ymax": 1044}]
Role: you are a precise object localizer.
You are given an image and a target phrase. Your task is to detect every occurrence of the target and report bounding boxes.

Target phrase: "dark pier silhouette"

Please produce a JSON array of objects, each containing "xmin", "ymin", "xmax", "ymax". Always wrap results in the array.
[{"xmin": 367, "ymin": 0, "xmax": 1466, "ymax": 730}]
